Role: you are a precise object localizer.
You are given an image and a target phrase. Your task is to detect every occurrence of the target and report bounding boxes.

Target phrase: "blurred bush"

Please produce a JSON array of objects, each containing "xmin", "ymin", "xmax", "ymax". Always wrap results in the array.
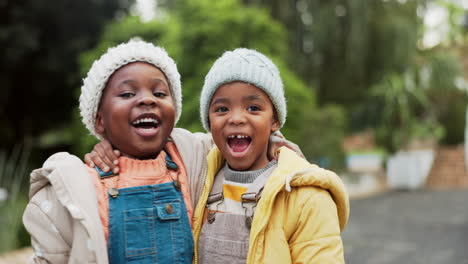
[{"xmin": 370, "ymin": 49, "xmax": 463, "ymax": 151}]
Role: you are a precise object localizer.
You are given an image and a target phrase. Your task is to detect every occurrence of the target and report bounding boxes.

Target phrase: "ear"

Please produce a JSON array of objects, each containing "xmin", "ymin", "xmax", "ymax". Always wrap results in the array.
[
  {"xmin": 95, "ymin": 112, "xmax": 105, "ymax": 135},
  {"xmin": 271, "ymin": 118, "xmax": 280, "ymax": 133}
]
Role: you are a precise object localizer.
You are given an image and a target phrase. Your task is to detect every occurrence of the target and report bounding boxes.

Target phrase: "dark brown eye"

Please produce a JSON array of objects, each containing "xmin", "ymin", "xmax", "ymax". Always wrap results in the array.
[
  {"xmin": 120, "ymin": 92, "xmax": 135, "ymax": 98},
  {"xmin": 154, "ymin": 92, "xmax": 167, "ymax": 98},
  {"xmin": 247, "ymin": 106, "xmax": 260, "ymax": 111},
  {"xmin": 214, "ymin": 106, "xmax": 229, "ymax": 112}
]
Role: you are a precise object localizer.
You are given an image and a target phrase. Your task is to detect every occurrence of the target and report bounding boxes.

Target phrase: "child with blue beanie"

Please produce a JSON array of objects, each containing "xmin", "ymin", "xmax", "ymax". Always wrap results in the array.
[{"xmin": 192, "ymin": 48, "xmax": 350, "ymax": 263}]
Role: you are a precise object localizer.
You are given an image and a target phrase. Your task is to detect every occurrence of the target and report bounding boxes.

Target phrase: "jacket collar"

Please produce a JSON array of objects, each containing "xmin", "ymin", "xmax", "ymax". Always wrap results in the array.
[{"xmin": 207, "ymin": 146, "xmax": 350, "ymax": 231}]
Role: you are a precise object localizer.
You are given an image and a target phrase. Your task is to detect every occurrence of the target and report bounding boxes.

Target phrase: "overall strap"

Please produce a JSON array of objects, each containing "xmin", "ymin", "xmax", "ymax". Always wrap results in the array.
[
  {"xmin": 164, "ymin": 150, "xmax": 179, "ymax": 171},
  {"xmin": 205, "ymin": 169, "xmax": 225, "ymax": 223},
  {"xmin": 241, "ymin": 169, "xmax": 272, "ymax": 228},
  {"xmin": 206, "ymin": 163, "xmax": 277, "ymax": 228},
  {"xmin": 206, "ymin": 168, "xmax": 225, "ymax": 204}
]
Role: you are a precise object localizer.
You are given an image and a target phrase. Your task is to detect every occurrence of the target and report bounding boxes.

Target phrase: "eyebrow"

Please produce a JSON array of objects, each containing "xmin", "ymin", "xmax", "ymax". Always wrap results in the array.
[
  {"xmin": 211, "ymin": 97, "xmax": 230, "ymax": 105},
  {"xmin": 151, "ymin": 78, "xmax": 168, "ymax": 85},
  {"xmin": 211, "ymin": 94, "xmax": 267, "ymax": 105},
  {"xmin": 119, "ymin": 78, "xmax": 168, "ymax": 86},
  {"xmin": 121, "ymin": 79, "xmax": 136, "ymax": 85},
  {"xmin": 245, "ymin": 94, "xmax": 264, "ymax": 101}
]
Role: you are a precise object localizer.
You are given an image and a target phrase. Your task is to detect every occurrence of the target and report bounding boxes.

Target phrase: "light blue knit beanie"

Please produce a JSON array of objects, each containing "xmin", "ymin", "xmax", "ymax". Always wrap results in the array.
[{"xmin": 200, "ymin": 48, "xmax": 286, "ymax": 131}]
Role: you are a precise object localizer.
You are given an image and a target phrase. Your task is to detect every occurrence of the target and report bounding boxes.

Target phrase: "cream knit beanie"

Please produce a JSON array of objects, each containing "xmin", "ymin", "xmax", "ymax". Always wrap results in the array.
[
  {"xmin": 79, "ymin": 39, "xmax": 182, "ymax": 139},
  {"xmin": 200, "ymin": 48, "xmax": 286, "ymax": 131}
]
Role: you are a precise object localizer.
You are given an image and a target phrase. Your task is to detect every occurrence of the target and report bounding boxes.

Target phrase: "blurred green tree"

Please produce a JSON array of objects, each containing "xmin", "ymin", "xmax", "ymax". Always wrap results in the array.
[
  {"xmin": 370, "ymin": 70, "xmax": 443, "ymax": 151},
  {"xmin": 242, "ymin": 0, "xmax": 420, "ymax": 108},
  {"xmin": 424, "ymin": 50, "xmax": 465, "ymax": 145},
  {"xmin": 245, "ymin": 0, "xmax": 466, "ymax": 150}
]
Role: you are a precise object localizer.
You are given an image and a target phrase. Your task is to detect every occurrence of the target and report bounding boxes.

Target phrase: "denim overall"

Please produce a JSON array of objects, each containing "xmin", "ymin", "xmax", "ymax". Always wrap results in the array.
[{"xmin": 104, "ymin": 154, "xmax": 194, "ymax": 264}]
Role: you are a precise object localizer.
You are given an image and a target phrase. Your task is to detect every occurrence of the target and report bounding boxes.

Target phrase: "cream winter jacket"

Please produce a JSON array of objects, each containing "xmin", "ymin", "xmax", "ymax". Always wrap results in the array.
[
  {"xmin": 22, "ymin": 128, "xmax": 212, "ymax": 264},
  {"xmin": 192, "ymin": 147, "xmax": 350, "ymax": 264}
]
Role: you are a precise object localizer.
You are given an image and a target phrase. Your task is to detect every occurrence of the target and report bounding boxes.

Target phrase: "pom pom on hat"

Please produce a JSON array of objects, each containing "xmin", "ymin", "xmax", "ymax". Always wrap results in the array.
[
  {"xmin": 199, "ymin": 48, "xmax": 286, "ymax": 131},
  {"xmin": 79, "ymin": 39, "xmax": 182, "ymax": 139}
]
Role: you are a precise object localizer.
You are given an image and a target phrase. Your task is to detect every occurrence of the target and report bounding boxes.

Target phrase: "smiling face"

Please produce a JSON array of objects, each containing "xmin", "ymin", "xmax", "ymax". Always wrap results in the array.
[
  {"xmin": 209, "ymin": 81, "xmax": 280, "ymax": 171},
  {"xmin": 95, "ymin": 62, "xmax": 176, "ymax": 159}
]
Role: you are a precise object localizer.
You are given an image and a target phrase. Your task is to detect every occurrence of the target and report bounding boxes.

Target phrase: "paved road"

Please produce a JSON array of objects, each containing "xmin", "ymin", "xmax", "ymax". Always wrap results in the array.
[{"xmin": 342, "ymin": 189, "xmax": 468, "ymax": 264}]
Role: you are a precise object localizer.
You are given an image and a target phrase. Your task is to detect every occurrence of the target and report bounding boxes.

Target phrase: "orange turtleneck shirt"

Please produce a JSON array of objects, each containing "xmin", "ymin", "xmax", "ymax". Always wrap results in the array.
[{"xmin": 88, "ymin": 142, "xmax": 193, "ymax": 241}]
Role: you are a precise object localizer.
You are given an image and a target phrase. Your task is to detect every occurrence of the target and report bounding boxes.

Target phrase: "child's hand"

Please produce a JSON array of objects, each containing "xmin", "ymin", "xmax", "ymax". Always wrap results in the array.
[
  {"xmin": 84, "ymin": 140, "xmax": 121, "ymax": 174},
  {"xmin": 268, "ymin": 131, "xmax": 305, "ymax": 160}
]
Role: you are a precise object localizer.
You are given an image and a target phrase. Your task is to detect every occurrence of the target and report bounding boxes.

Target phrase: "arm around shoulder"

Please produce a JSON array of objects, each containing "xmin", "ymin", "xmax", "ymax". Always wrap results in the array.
[
  {"xmin": 171, "ymin": 128, "xmax": 214, "ymax": 205},
  {"xmin": 171, "ymin": 128, "xmax": 214, "ymax": 155}
]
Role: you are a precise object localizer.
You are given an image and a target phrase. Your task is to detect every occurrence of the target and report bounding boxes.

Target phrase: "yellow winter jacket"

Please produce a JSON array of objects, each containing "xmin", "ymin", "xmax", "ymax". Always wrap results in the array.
[{"xmin": 192, "ymin": 147, "xmax": 350, "ymax": 264}]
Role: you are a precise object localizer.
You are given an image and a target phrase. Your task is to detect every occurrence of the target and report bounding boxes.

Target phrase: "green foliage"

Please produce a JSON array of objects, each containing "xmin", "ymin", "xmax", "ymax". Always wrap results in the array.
[
  {"xmin": 73, "ymin": 0, "xmax": 346, "ymax": 167},
  {"xmin": 370, "ymin": 70, "xmax": 436, "ymax": 150},
  {"xmin": 252, "ymin": 0, "xmax": 423, "ymax": 108},
  {"xmin": 367, "ymin": 5, "xmax": 466, "ymax": 150},
  {"xmin": 292, "ymin": 103, "xmax": 347, "ymax": 169},
  {"xmin": 424, "ymin": 51, "xmax": 466, "ymax": 144},
  {"xmin": 370, "ymin": 48, "xmax": 465, "ymax": 151},
  {"xmin": 435, "ymin": 0, "xmax": 466, "ymax": 45},
  {"xmin": 439, "ymin": 93, "xmax": 466, "ymax": 145},
  {"xmin": 426, "ymin": 51, "xmax": 463, "ymax": 92},
  {"xmin": 369, "ymin": 1, "xmax": 421, "ymax": 81},
  {"xmin": 249, "ymin": 0, "xmax": 468, "ymax": 153},
  {"xmin": 276, "ymin": 61, "xmax": 346, "ymax": 168}
]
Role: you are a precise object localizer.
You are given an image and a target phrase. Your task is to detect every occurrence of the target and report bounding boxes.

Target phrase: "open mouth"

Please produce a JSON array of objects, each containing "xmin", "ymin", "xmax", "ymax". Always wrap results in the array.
[
  {"xmin": 131, "ymin": 113, "xmax": 160, "ymax": 137},
  {"xmin": 227, "ymin": 134, "xmax": 252, "ymax": 153},
  {"xmin": 132, "ymin": 117, "xmax": 160, "ymax": 129}
]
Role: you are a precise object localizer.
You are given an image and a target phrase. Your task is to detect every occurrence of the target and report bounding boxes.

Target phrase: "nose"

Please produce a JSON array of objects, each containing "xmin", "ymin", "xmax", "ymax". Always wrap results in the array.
[
  {"xmin": 137, "ymin": 91, "xmax": 157, "ymax": 107},
  {"xmin": 228, "ymin": 109, "xmax": 246, "ymax": 126}
]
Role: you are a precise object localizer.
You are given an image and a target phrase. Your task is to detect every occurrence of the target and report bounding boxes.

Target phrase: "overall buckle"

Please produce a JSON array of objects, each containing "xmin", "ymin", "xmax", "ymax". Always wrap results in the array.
[{"xmin": 206, "ymin": 192, "xmax": 224, "ymax": 224}]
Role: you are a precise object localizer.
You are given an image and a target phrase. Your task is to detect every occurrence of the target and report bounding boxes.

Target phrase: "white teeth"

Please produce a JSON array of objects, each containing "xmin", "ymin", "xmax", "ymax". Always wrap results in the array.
[
  {"xmin": 228, "ymin": 134, "xmax": 249, "ymax": 139},
  {"xmin": 132, "ymin": 118, "xmax": 159, "ymax": 125}
]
